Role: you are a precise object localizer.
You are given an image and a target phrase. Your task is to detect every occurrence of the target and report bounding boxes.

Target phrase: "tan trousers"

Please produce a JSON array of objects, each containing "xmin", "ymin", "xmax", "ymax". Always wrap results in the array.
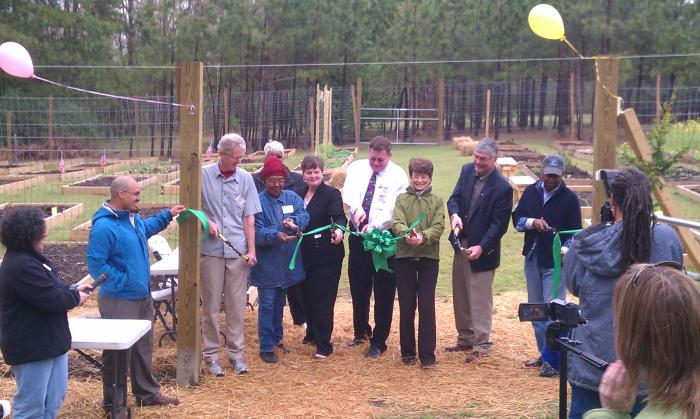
[
  {"xmin": 451, "ymin": 251, "xmax": 495, "ymax": 354},
  {"xmin": 201, "ymin": 255, "xmax": 249, "ymax": 362}
]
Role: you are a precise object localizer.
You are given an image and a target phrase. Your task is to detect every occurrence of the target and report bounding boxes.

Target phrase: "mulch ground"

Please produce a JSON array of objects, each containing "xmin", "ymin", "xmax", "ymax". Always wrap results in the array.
[
  {"xmin": 74, "ymin": 176, "xmax": 149, "ymax": 187},
  {"xmin": 0, "ymin": 291, "xmax": 560, "ymax": 418},
  {"xmin": 0, "ymin": 205, "xmax": 72, "ymax": 219}
]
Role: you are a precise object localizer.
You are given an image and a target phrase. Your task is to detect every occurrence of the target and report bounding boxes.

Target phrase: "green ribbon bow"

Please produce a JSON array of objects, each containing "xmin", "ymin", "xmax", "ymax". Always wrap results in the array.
[
  {"xmin": 289, "ymin": 212, "xmax": 426, "ymax": 272},
  {"xmin": 175, "ymin": 208, "xmax": 209, "ymax": 234},
  {"xmin": 551, "ymin": 228, "xmax": 583, "ymax": 299}
]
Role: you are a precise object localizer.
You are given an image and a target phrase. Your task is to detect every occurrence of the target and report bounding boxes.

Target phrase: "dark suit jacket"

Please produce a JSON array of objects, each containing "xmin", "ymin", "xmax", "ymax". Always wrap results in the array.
[
  {"xmin": 447, "ymin": 163, "xmax": 513, "ymax": 272},
  {"xmin": 294, "ymin": 182, "xmax": 348, "ymax": 269}
]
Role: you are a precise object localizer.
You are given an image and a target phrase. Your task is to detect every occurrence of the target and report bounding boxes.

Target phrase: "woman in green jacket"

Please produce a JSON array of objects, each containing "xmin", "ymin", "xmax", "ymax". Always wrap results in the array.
[{"xmin": 392, "ymin": 157, "xmax": 445, "ymax": 368}]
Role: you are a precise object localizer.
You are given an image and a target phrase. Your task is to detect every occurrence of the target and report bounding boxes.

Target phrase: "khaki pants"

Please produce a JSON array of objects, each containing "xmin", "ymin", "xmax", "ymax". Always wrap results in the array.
[
  {"xmin": 201, "ymin": 255, "xmax": 249, "ymax": 362},
  {"xmin": 451, "ymin": 251, "xmax": 495, "ymax": 354}
]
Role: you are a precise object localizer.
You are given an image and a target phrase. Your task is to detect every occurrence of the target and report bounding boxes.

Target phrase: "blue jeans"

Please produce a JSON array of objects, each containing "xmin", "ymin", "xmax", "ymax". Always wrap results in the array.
[
  {"xmin": 524, "ymin": 252, "xmax": 565, "ymax": 353},
  {"xmin": 258, "ymin": 287, "xmax": 286, "ymax": 352},
  {"xmin": 569, "ymin": 384, "xmax": 646, "ymax": 419},
  {"xmin": 11, "ymin": 353, "xmax": 68, "ymax": 419}
]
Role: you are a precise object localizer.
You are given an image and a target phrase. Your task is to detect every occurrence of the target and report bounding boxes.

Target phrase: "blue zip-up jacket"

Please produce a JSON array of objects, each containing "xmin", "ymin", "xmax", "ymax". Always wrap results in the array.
[
  {"xmin": 251, "ymin": 190, "xmax": 309, "ymax": 289},
  {"xmin": 87, "ymin": 203, "xmax": 172, "ymax": 300}
]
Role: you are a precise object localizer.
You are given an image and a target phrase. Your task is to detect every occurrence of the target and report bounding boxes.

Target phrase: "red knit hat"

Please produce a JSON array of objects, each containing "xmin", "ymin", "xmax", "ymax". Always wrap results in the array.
[{"xmin": 260, "ymin": 155, "xmax": 288, "ymax": 180}]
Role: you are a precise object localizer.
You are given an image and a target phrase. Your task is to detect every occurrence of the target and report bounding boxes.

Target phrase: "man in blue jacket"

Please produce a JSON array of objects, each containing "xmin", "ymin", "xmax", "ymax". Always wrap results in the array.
[
  {"xmin": 446, "ymin": 138, "xmax": 513, "ymax": 363},
  {"xmin": 87, "ymin": 175, "xmax": 184, "ymax": 416},
  {"xmin": 512, "ymin": 154, "xmax": 582, "ymax": 377}
]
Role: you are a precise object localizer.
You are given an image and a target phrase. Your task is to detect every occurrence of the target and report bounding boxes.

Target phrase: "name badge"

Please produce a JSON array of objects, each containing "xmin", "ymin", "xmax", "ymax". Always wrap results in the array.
[
  {"xmin": 313, "ymin": 233, "xmax": 322, "ymax": 239},
  {"xmin": 282, "ymin": 205, "xmax": 294, "ymax": 214}
]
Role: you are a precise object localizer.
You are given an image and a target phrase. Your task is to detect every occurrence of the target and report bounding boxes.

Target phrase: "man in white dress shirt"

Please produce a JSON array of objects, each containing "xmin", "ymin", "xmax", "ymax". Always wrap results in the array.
[{"xmin": 342, "ymin": 136, "xmax": 409, "ymax": 358}]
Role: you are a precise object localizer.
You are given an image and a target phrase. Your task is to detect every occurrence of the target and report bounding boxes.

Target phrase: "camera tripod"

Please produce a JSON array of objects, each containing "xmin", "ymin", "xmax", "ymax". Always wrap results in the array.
[{"xmin": 546, "ymin": 321, "xmax": 609, "ymax": 419}]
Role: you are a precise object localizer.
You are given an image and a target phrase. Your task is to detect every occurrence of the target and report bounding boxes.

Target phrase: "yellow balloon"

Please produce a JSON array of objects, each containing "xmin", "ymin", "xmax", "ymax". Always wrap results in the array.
[{"xmin": 528, "ymin": 4, "xmax": 565, "ymax": 40}]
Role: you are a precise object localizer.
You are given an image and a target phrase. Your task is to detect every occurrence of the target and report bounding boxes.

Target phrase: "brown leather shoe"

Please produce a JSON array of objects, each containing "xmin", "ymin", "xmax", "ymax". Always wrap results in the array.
[
  {"xmin": 445, "ymin": 343, "xmax": 471, "ymax": 352},
  {"xmin": 465, "ymin": 351, "xmax": 489, "ymax": 364},
  {"xmin": 137, "ymin": 393, "xmax": 180, "ymax": 407}
]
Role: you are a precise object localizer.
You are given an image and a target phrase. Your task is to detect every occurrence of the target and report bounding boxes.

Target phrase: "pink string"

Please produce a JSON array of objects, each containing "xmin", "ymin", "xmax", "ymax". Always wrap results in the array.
[{"xmin": 32, "ymin": 75, "xmax": 196, "ymax": 115}]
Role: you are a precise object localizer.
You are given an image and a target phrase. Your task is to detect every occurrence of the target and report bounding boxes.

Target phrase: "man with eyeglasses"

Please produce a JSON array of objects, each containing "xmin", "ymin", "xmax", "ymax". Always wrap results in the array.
[
  {"xmin": 200, "ymin": 133, "xmax": 261, "ymax": 376},
  {"xmin": 446, "ymin": 138, "xmax": 512, "ymax": 364},
  {"xmin": 87, "ymin": 175, "xmax": 184, "ymax": 415},
  {"xmin": 342, "ymin": 136, "xmax": 408, "ymax": 358},
  {"xmin": 512, "ymin": 154, "xmax": 582, "ymax": 377}
]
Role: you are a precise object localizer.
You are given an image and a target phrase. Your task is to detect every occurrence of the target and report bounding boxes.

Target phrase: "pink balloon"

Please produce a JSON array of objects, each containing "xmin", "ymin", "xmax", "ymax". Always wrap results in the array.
[{"xmin": 0, "ymin": 42, "xmax": 34, "ymax": 78}]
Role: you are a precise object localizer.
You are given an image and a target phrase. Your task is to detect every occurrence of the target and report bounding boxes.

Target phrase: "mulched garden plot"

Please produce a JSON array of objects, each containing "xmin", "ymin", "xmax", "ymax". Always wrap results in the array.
[
  {"xmin": 74, "ymin": 175, "xmax": 149, "ymax": 187},
  {"xmin": 668, "ymin": 166, "xmax": 700, "ymax": 182},
  {"xmin": 42, "ymin": 243, "xmax": 89, "ymax": 286},
  {"xmin": 74, "ymin": 163, "xmax": 112, "ymax": 168},
  {"xmin": 0, "ymin": 179, "xmax": 17, "ymax": 185},
  {"xmin": 139, "ymin": 207, "xmax": 169, "ymax": 218},
  {"xmin": 22, "ymin": 168, "xmax": 84, "ymax": 175},
  {"xmin": 0, "ymin": 205, "xmax": 72, "ymax": 219},
  {"xmin": 575, "ymin": 191, "xmax": 593, "ymax": 206},
  {"xmin": 529, "ymin": 165, "xmax": 592, "ymax": 179}
]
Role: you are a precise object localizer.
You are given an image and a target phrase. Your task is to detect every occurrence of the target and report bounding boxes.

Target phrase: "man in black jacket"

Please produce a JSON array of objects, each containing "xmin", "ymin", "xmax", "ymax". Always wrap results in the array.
[
  {"xmin": 446, "ymin": 138, "xmax": 513, "ymax": 363},
  {"xmin": 512, "ymin": 154, "xmax": 582, "ymax": 376}
]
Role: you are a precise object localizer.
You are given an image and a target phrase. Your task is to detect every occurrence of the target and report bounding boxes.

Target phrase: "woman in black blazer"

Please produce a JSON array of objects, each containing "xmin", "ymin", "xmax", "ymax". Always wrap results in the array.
[{"xmin": 295, "ymin": 156, "xmax": 347, "ymax": 359}]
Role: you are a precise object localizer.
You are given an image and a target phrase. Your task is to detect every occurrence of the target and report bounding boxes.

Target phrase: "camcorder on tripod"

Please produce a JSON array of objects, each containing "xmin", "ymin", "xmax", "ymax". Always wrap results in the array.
[
  {"xmin": 596, "ymin": 169, "xmax": 620, "ymax": 224},
  {"xmin": 518, "ymin": 300, "xmax": 609, "ymax": 419}
]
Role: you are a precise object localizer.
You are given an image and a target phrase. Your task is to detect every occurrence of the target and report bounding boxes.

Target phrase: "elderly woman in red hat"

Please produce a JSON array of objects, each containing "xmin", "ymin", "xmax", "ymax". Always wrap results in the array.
[{"xmin": 251, "ymin": 156, "xmax": 310, "ymax": 364}]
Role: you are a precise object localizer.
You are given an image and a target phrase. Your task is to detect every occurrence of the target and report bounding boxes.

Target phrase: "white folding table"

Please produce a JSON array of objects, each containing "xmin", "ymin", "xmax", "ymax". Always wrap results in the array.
[{"xmin": 69, "ymin": 318, "xmax": 151, "ymax": 419}]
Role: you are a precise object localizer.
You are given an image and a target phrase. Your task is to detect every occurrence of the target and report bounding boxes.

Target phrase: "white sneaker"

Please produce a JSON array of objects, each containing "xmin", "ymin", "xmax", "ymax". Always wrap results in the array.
[
  {"xmin": 231, "ymin": 358, "xmax": 249, "ymax": 374},
  {"xmin": 206, "ymin": 359, "xmax": 224, "ymax": 377}
]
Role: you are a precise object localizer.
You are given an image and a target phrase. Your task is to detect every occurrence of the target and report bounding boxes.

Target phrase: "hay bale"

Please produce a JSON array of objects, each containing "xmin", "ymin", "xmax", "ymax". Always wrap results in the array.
[
  {"xmin": 328, "ymin": 168, "xmax": 347, "ymax": 189},
  {"xmin": 452, "ymin": 136, "xmax": 469, "ymax": 149},
  {"xmin": 459, "ymin": 140, "xmax": 476, "ymax": 156}
]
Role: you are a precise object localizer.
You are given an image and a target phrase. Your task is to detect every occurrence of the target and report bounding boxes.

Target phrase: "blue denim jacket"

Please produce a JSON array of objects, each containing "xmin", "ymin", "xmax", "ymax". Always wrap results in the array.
[{"xmin": 251, "ymin": 190, "xmax": 309, "ymax": 288}]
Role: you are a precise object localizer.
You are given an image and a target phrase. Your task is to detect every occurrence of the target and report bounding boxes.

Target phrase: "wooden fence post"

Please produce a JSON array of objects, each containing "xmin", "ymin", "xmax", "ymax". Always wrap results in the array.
[
  {"xmin": 592, "ymin": 57, "xmax": 619, "ymax": 224},
  {"xmin": 315, "ymin": 84, "xmax": 321, "ymax": 154},
  {"xmin": 569, "ymin": 72, "xmax": 575, "ymax": 141},
  {"xmin": 485, "ymin": 89, "xmax": 491, "ymax": 138},
  {"xmin": 355, "ymin": 78, "xmax": 362, "ymax": 148},
  {"xmin": 437, "ymin": 78, "xmax": 445, "ymax": 145},
  {"xmin": 620, "ymin": 108, "xmax": 700, "ymax": 271},
  {"xmin": 176, "ymin": 61, "xmax": 203, "ymax": 386}
]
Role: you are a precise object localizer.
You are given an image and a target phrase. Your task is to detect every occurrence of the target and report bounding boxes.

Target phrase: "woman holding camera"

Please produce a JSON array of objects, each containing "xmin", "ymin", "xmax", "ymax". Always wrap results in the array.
[
  {"xmin": 584, "ymin": 262, "xmax": 699, "ymax": 418},
  {"xmin": 0, "ymin": 207, "xmax": 91, "ymax": 419},
  {"xmin": 562, "ymin": 168, "xmax": 683, "ymax": 419}
]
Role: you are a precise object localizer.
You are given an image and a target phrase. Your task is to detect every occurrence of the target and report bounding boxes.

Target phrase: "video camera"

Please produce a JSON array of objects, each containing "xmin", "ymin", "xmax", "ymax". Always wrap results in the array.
[
  {"xmin": 596, "ymin": 169, "xmax": 621, "ymax": 224},
  {"xmin": 518, "ymin": 299, "xmax": 586, "ymax": 328}
]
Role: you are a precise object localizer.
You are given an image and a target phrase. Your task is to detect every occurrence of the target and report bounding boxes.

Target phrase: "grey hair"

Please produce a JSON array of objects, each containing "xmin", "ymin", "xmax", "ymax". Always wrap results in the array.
[
  {"xmin": 264, "ymin": 140, "xmax": 285, "ymax": 157},
  {"xmin": 475, "ymin": 138, "xmax": 498, "ymax": 158},
  {"xmin": 110, "ymin": 175, "xmax": 134, "ymax": 198},
  {"xmin": 218, "ymin": 133, "xmax": 247, "ymax": 154}
]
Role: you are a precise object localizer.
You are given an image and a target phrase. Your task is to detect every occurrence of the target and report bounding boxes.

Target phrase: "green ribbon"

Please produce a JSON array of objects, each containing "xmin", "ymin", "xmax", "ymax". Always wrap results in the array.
[
  {"xmin": 289, "ymin": 212, "xmax": 426, "ymax": 272},
  {"xmin": 551, "ymin": 229, "xmax": 583, "ymax": 300},
  {"xmin": 176, "ymin": 208, "xmax": 209, "ymax": 234}
]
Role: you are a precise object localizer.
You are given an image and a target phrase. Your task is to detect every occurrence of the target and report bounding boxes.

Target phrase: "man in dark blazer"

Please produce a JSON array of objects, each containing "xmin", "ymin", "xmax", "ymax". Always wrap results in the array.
[{"xmin": 446, "ymin": 138, "xmax": 513, "ymax": 363}]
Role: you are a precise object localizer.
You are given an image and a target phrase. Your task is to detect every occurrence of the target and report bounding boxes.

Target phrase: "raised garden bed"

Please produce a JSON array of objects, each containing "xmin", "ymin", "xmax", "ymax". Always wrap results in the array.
[
  {"xmin": 248, "ymin": 148, "xmax": 296, "ymax": 160},
  {"xmin": 70, "ymin": 204, "xmax": 176, "ymax": 241},
  {"xmin": 0, "ymin": 161, "xmax": 44, "ymax": 175},
  {"xmin": 161, "ymin": 178, "xmax": 179, "ymax": 195},
  {"xmin": 42, "ymin": 242, "xmax": 90, "ymax": 286},
  {"xmin": 677, "ymin": 184, "xmax": 700, "ymax": 204},
  {"xmin": 0, "ymin": 175, "xmax": 43, "ymax": 193},
  {"xmin": 62, "ymin": 174, "xmax": 157, "ymax": 196},
  {"xmin": 0, "ymin": 203, "xmax": 83, "ymax": 231},
  {"xmin": 119, "ymin": 163, "xmax": 180, "ymax": 182}
]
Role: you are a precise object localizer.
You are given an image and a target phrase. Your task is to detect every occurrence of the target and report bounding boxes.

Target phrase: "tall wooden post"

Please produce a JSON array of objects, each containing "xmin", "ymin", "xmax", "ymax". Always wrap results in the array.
[
  {"xmin": 620, "ymin": 108, "xmax": 700, "ymax": 270},
  {"xmin": 355, "ymin": 78, "xmax": 362, "ymax": 148},
  {"xmin": 176, "ymin": 62, "xmax": 203, "ymax": 386},
  {"xmin": 307, "ymin": 96, "xmax": 314, "ymax": 150},
  {"xmin": 655, "ymin": 72, "xmax": 661, "ymax": 123},
  {"xmin": 223, "ymin": 86, "xmax": 230, "ymax": 134},
  {"xmin": 592, "ymin": 57, "xmax": 619, "ymax": 224},
  {"xmin": 569, "ymin": 72, "xmax": 576, "ymax": 141},
  {"xmin": 6, "ymin": 112, "xmax": 12, "ymax": 163},
  {"xmin": 485, "ymin": 89, "xmax": 491, "ymax": 138},
  {"xmin": 48, "ymin": 96, "xmax": 54, "ymax": 153},
  {"xmin": 437, "ymin": 78, "xmax": 445, "ymax": 145},
  {"xmin": 315, "ymin": 84, "xmax": 321, "ymax": 154}
]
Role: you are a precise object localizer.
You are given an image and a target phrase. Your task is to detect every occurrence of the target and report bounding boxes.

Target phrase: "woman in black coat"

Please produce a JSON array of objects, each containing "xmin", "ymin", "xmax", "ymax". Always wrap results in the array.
[
  {"xmin": 295, "ymin": 156, "xmax": 347, "ymax": 358},
  {"xmin": 0, "ymin": 207, "xmax": 91, "ymax": 419}
]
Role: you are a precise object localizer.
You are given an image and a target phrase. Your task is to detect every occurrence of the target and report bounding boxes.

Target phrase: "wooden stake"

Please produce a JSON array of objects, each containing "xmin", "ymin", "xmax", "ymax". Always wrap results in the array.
[
  {"xmin": 655, "ymin": 72, "xmax": 661, "ymax": 123},
  {"xmin": 355, "ymin": 78, "xmax": 362, "ymax": 148},
  {"xmin": 485, "ymin": 89, "xmax": 491, "ymax": 138},
  {"xmin": 437, "ymin": 78, "xmax": 445, "ymax": 145},
  {"xmin": 175, "ymin": 61, "xmax": 203, "ymax": 386},
  {"xmin": 620, "ymin": 108, "xmax": 700, "ymax": 270},
  {"xmin": 569, "ymin": 71, "xmax": 575, "ymax": 141},
  {"xmin": 592, "ymin": 57, "xmax": 619, "ymax": 224}
]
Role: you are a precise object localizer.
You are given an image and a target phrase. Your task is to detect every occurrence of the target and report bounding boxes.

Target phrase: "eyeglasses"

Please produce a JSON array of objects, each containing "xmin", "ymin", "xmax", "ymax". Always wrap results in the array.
[
  {"xmin": 220, "ymin": 152, "xmax": 243, "ymax": 161},
  {"xmin": 631, "ymin": 260, "xmax": 686, "ymax": 286},
  {"xmin": 121, "ymin": 190, "xmax": 140, "ymax": 197}
]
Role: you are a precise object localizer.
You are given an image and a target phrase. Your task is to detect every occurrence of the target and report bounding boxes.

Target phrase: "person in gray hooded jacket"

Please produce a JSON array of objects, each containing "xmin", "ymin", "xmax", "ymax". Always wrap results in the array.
[{"xmin": 562, "ymin": 168, "xmax": 683, "ymax": 419}]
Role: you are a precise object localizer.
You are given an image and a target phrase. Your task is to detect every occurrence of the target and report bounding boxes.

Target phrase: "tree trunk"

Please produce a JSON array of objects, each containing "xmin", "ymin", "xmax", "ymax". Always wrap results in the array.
[{"xmin": 538, "ymin": 73, "xmax": 547, "ymax": 129}]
